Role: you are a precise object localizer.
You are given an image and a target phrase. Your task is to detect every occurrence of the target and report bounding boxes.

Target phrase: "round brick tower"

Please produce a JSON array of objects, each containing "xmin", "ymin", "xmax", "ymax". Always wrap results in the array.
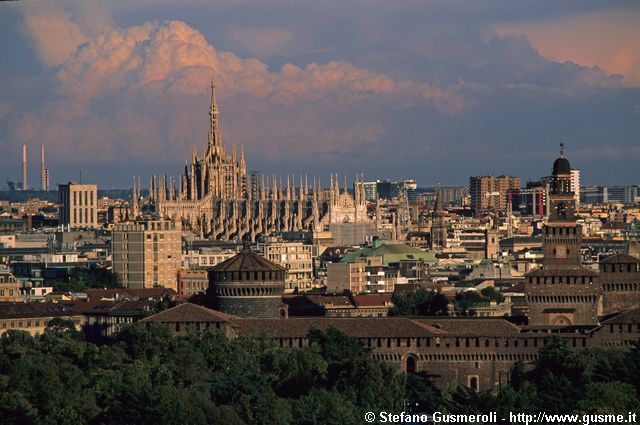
[{"xmin": 208, "ymin": 249, "xmax": 286, "ymax": 318}]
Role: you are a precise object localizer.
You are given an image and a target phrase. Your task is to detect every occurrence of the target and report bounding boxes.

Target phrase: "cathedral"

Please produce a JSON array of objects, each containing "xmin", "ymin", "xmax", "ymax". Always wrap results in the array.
[{"xmin": 132, "ymin": 80, "xmax": 370, "ymax": 241}]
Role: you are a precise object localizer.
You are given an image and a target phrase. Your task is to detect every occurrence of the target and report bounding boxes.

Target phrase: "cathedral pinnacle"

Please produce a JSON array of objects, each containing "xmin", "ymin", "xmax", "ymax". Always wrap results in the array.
[{"xmin": 209, "ymin": 79, "xmax": 220, "ymax": 150}]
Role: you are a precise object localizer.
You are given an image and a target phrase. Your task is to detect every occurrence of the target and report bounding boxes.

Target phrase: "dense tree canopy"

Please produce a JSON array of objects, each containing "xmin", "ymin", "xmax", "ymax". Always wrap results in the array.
[
  {"xmin": 0, "ymin": 328, "xmax": 638, "ymax": 424},
  {"xmin": 53, "ymin": 268, "xmax": 122, "ymax": 293},
  {"xmin": 389, "ymin": 289, "xmax": 449, "ymax": 316}
]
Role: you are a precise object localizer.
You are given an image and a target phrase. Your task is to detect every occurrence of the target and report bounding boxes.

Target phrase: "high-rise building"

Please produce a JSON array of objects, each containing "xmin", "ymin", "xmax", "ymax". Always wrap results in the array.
[
  {"xmin": 580, "ymin": 186, "xmax": 608, "ymax": 204},
  {"xmin": 58, "ymin": 182, "xmax": 98, "ymax": 229},
  {"xmin": 398, "ymin": 179, "xmax": 418, "ymax": 203},
  {"xmin": 376, "ymin": 180, "xmax": 395, "ymax": 200},
  {"xmin": 257, "ymin": 239, "xmax": 314, "ymax": 292},
  {"xmin": 570, "ymin": 168, "xmax": 580, "ymax": 210},
  {"xmin": 469, "ymin": 175, "xmax": 521, "ymax": 216},
  {"xmin": 607, "ymin": 185, "xmax": 640, "ymax": 204},
  {"xmin": 112, "ymin": 217, "xmax": 182, "ymax": 290},
  {"xmin": 361, "ymin": 180, "xmax": 378, "ymax": 202},
  {"xmin": 438, "ymin": 186, "xmax": 468, "ymax": 205}
]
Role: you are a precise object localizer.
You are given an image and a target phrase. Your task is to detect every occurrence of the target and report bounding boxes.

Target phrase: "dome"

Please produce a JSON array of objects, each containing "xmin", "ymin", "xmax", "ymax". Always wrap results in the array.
[
  {"xmin": 212, "ymin": 248, "xmax": 284, "ymax": 273},
  {"xmin": 552, "ymin": 156, "xmax": 571, "ymax": 175},
  {"xmin": 626, "ymin": 240, "xmax": 640, "ymax": 259},
  {"xmin": 209, "ymin": 249, "xmax": 286, "ymax": 318}
]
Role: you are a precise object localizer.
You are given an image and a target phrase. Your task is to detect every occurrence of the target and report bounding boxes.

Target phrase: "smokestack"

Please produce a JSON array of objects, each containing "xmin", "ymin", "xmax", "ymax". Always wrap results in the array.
[
  {"xmin": 22, "ymin": 143, "xmax": 27, "ymax": 190},
  {"xmin": 41, "ymin": 144, "xmax": 46, "ymax": 191}
]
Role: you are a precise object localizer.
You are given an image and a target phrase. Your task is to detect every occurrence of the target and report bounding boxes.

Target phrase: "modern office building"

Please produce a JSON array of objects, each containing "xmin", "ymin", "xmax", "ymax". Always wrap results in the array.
[
  {"xmin": 58, "ymin": 182, "xmax": 98, "ymax": 229},
  {"xmin": 112, "ymin": 217, "xmax": 182, "ymax": 290},
  {"xmin": 469, "ymin": 175, "xmax": 521, "ymax": 216}
]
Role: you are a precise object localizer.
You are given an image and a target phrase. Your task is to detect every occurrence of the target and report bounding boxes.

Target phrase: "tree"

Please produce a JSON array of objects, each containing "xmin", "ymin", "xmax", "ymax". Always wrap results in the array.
[
  {"xmin": 390, "ymin": 289, "xmax": 448, "ymax": 316},
  {"xmin": 54, "ymin": 268, "xmax": 123, "ymax": 293},
  {"xmin": 405, "ymin": 372, "xmax": 444, "ymax": 413},
  {"xmin": 480, "ymin": 287, "xmax": 504, "ymax": 304},
  {"xmin": 453, "ymin": 291, "xmax": 486, "ymax": 315}
]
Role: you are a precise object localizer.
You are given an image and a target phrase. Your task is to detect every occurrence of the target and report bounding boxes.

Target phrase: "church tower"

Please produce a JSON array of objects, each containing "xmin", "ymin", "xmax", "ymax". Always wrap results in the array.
[{"xmin": 431, "ymin": 189, "xmax": 448, "ymax": 250}]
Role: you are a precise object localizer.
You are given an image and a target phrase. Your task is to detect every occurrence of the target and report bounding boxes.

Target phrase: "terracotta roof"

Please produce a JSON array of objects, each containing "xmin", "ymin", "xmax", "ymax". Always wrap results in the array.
[
  {"xmin": 600, "ymin": 254, "xmax": 640, "ymax": 264},
  {"xmin": 393, "ymin": 282, "xmax": 433, "ymax": 294},
  {"xmin": 124, "ymin": 288, "xmax": 177, "ymax": 299},
  {"xmin": 503, "ymin": 282, "xmax": 526, "ymax": 293},
  {"xmin": 600, "ymin": 308, "xmax": 640, "ymax": 324},
  {"xmin": 233, "ymin": 317, "xmax": 445, "ymax": 338},
  {"xmin": 411, "ymin": 318, "xmax": 521, "ymax": 336},
  {"xmin": 85, "ymin": 289, "xmax": 124, "ymax": 299},
  {"xmin": 0, "ymin": 302, "xmax": 79, "ymax": 319},
  {"xmin": 86, "ymin": 287, "xmax": 177, "ymax": 300},
  {"xmin": 304, "ymin": 295, "xmax": 353, "ymax": 308},
  {"xmin": 526, "ymin": 267, "xmax": 598, "ymax": 277},
  {"xmin": 212, "ymin": 249, "xmax": 284, "ymax": 272},
  {"xmin": 352, "ymin": 294, "xmax": 392, "ymax": 308},
  {"xmin": 139, "ymin": 302, "xmax": 236, "ymax": 323},
  {"xmin": 67, "ymin": 299, "xmax": 153, "ymax": 315}
]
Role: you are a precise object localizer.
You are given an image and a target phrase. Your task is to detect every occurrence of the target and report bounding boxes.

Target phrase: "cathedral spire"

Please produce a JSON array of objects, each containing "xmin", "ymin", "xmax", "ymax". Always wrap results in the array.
[{"xmin": 209, "ymin": 79, "xmax": 221, "ymax": 151}]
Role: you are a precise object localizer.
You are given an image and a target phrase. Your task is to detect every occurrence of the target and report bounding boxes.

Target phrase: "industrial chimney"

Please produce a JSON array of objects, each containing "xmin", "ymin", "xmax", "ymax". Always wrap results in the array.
[
  {"xmin": 41, "ymin": 143, "xmax": 46, "ymax": 191},
  {"xmin": 22, "ymin": 143, "xmax": 27, "ymax": 190}
]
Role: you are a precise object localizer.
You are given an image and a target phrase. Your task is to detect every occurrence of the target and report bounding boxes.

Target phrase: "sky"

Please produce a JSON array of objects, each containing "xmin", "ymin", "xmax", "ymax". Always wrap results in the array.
[{"xmin": 0, "ymin": 0, "xmax": 639, "ymax": 189}]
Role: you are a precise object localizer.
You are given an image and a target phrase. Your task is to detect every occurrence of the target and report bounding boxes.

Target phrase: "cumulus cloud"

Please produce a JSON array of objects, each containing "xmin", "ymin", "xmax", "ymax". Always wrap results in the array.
[
  {"xmin": 227, "ymin": 27, "xmax": 293, "ymax": 57},
  {"xmin": 10, "ymin": 19, "xmax": 464, "ymax": 177},
  {"xmin": 0, "ymin": 100, "xmax": 12, "ymax": 120},
  {"xmin": 15, "ymin": 0, "xmax": 113, "ymax": 67},
  {"xmin": 493, "ymin": 8, "xmax": 640, "ymax": 86},
  {"xmin": 55, "ymin": 20, "xmax": 462, "ymax": 110},
  {"xmin": 5, "ymin": 2, "xmax": 639, "ymax": 186},
  {"xmin": 17, "ymin": 2, "xmax": 87, "ymax": 67}
]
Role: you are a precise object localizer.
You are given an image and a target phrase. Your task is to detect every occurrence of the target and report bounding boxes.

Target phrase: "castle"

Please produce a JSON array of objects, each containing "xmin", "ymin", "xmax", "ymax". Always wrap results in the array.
[
  {"xmin": 132, "ymin": 81, "xmax": 369, "ymax": 241},
  {"xmin": 142, "ymin": 146, "xmax": 640, "ymax": 392}
]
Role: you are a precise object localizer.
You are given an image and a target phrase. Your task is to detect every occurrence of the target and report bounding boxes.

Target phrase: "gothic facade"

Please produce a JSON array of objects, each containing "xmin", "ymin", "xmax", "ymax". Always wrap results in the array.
[{"xmin": 132, "ymin": 81, "xmax": 370, "ymax": 241}]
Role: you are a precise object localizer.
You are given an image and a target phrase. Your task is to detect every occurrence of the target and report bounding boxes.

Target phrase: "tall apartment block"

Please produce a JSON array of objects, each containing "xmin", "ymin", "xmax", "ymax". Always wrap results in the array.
[
  {"xmin": 570, "ymin": 168, "xmax": 580, "ymax": 211},
  {"xmin": 58, "ymin": 182, "xmax": 98, "ymax": 229},
  {"xmin": 256, "ymin": 239, "xmax": 314, "ymax": 291},
  {"xmin": 469, "ymin": 175, "xmax": 521, "ymax": 216},
  {"xmin": 112, "ymin": 218, "xmax": 181, "ymax": 290}
]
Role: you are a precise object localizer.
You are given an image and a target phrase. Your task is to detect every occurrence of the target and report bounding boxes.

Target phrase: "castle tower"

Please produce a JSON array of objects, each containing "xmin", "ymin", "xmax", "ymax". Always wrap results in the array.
[
  {"xmin": 208, "ymin": 249, "xmax": 286, "ymax": 318},
  {"xmin": 525, "ymin": 144, "xmax": 601, "ymax": 326},
  {"xmin": 543, "ymin": 143, "xmax": 581, "ymax": 269}
]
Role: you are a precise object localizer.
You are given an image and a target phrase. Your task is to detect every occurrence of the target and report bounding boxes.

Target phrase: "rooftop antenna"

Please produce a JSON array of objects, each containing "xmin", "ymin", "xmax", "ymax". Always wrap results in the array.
[{"xmin": 79, "ymin": 170, "xmax": 82, "ymax": 184}]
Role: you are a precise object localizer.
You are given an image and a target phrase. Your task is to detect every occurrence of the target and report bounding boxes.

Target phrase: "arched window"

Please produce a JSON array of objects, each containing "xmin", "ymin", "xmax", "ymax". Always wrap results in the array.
[
  {"xmin": 406, "ymin": 356, "xmax": 417, "ymax": 374},
  {"xmin": 469, "ymin": 376, "xmax": 479, "ymax": 392}
]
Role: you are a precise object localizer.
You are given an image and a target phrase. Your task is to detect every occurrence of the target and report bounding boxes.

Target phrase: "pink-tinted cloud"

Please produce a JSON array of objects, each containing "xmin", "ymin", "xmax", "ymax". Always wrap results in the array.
[
  {"xmin": 0, "ymin": 100, "xmax": 12, "ymax": 120},
  {"xmin": 17, "ymin": 2, "xmax": 87, "ymax": 67},
  {"xmin": 494, "ymin": 8, "xmax": 640, "ymax": 87},
  {"xmin": 227, "ymin": 27, "xmax": 293, "ymax": 57},
  {"xmin": 15, "ymin": 0, "xmax": 113, "ymax": 68},
  {"xmin": 11, "ymin": 18, "xmax": 463, "ymax": 172}
]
